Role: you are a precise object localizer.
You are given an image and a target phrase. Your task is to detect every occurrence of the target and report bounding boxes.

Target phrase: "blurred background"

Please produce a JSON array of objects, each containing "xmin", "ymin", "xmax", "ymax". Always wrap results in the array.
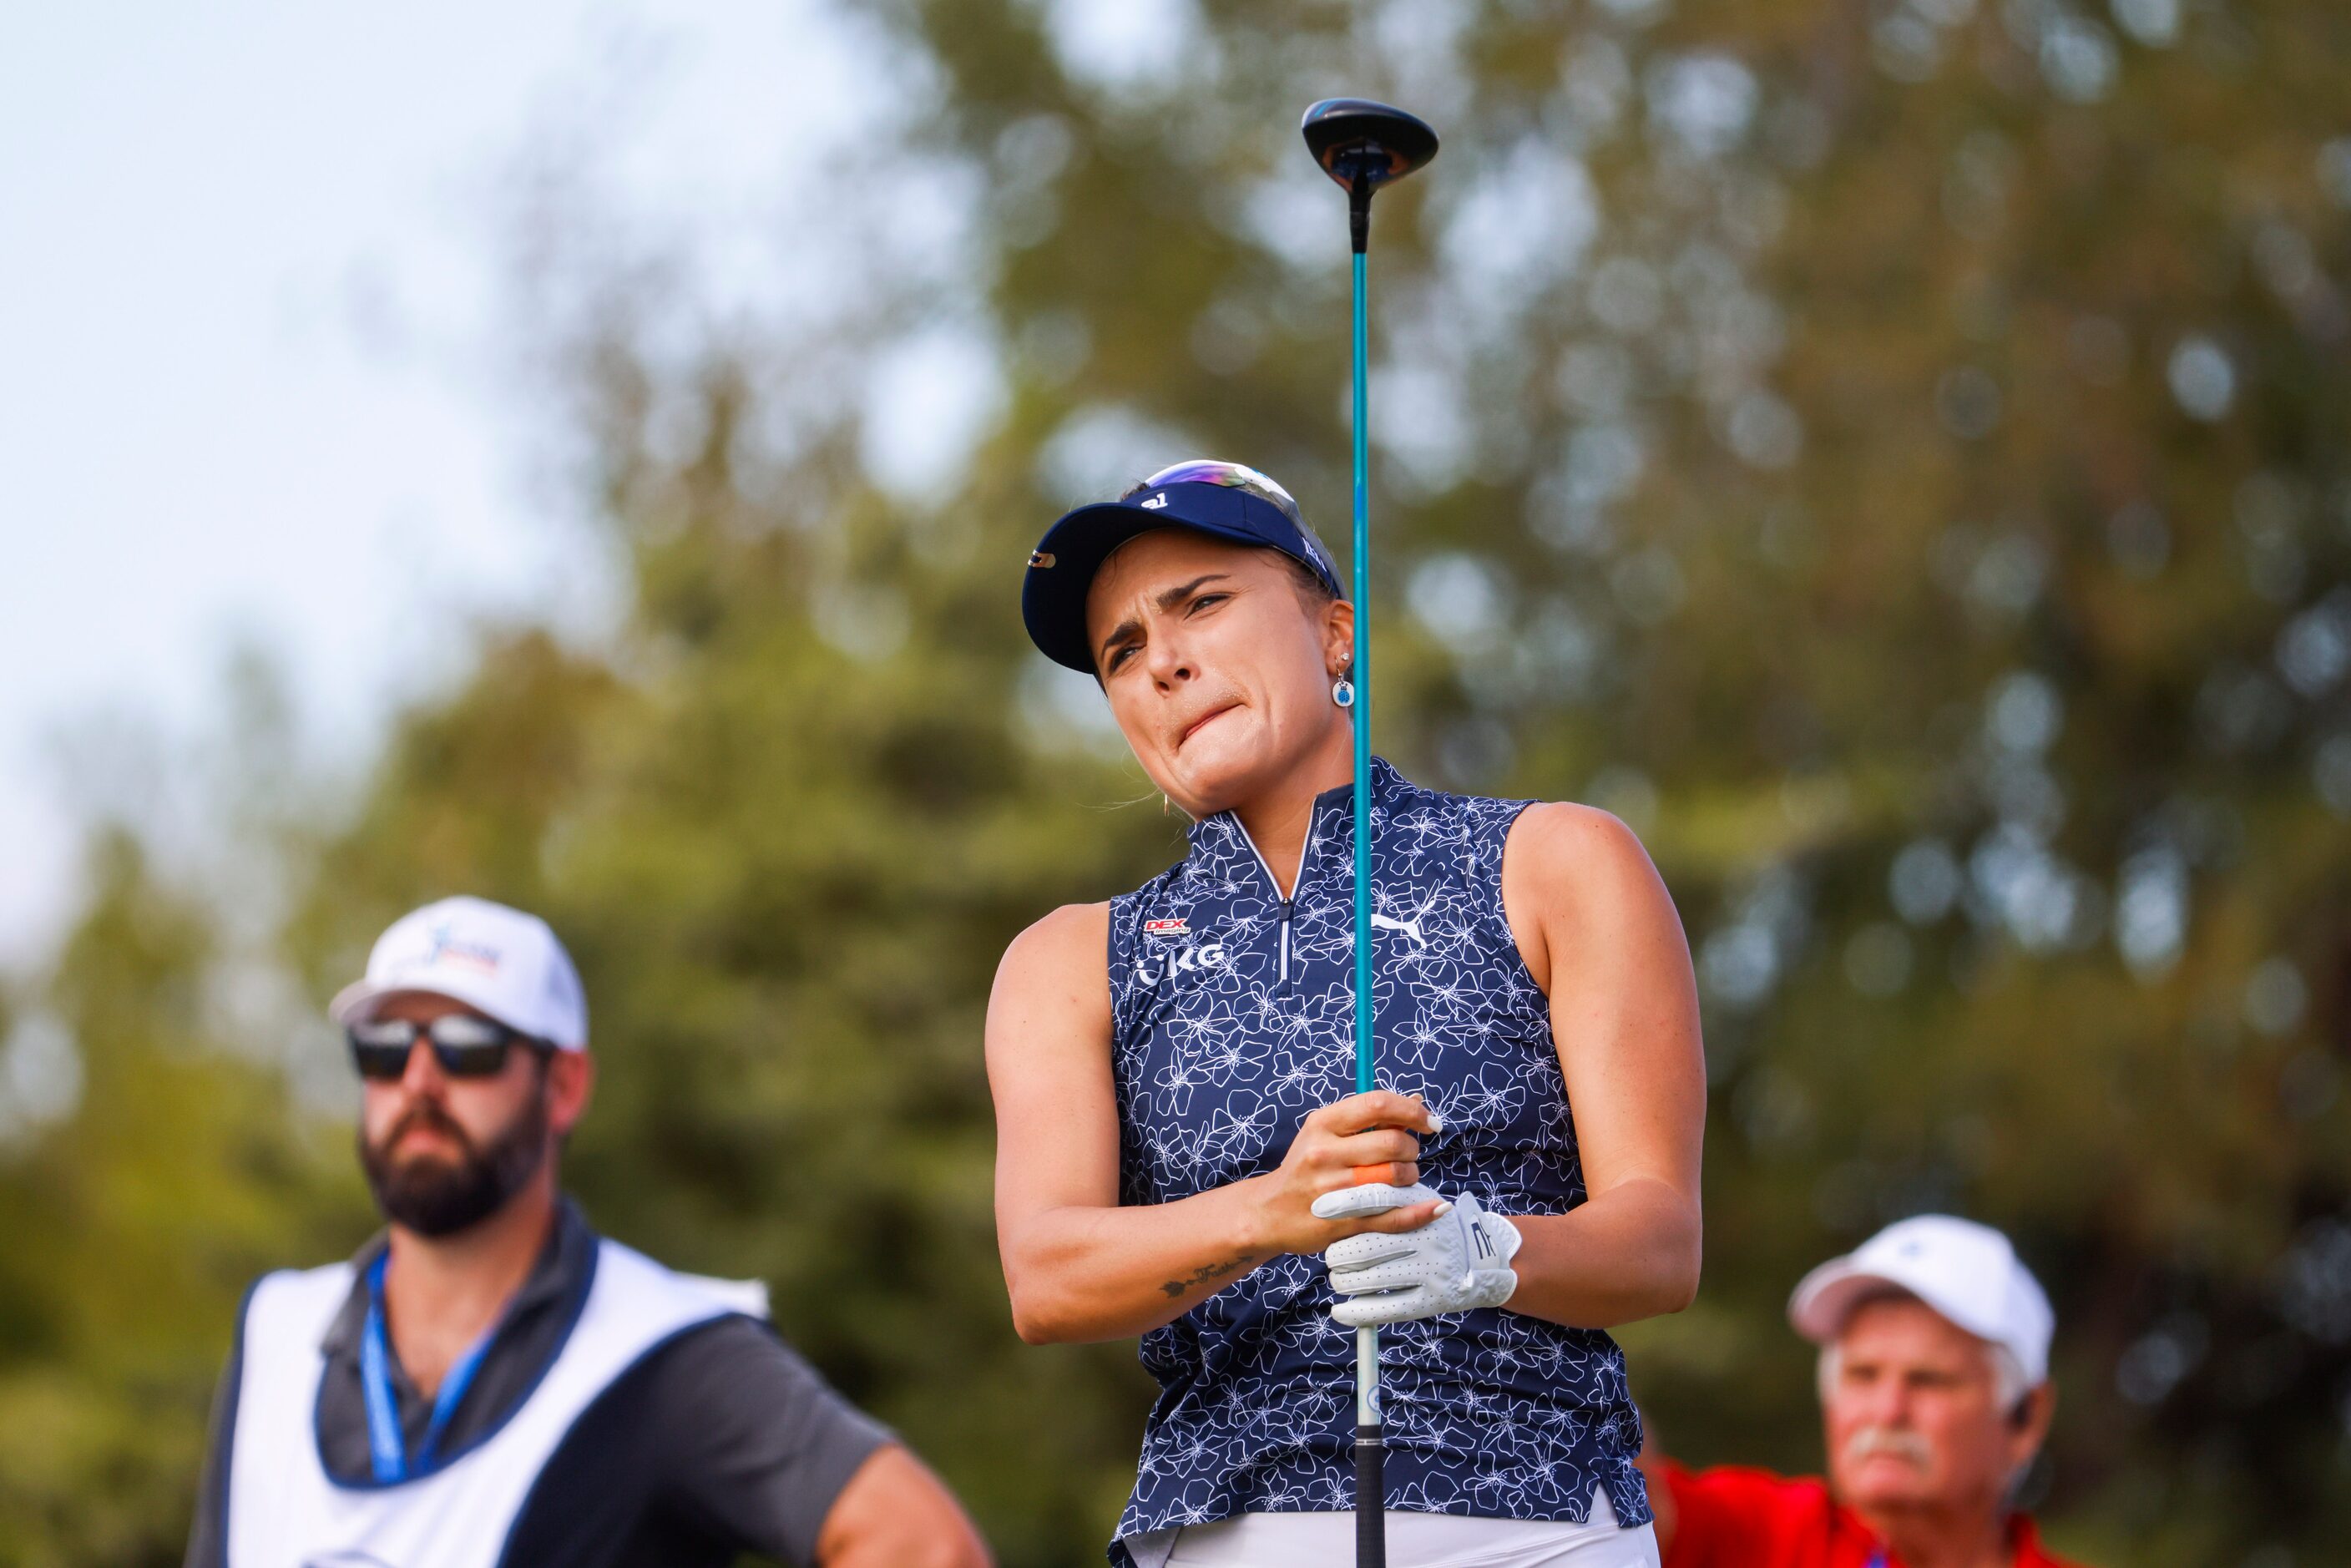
[{"xmin": 3, "ymin": 0, "xmax": 2347, "ymax": 1562}]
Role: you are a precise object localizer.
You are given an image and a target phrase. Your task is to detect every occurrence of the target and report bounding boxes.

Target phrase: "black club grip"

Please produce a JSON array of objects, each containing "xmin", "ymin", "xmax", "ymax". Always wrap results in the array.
[{"xmin": 1354, "ymin": 1423, "xmax": 1385, "ymax": 1567}]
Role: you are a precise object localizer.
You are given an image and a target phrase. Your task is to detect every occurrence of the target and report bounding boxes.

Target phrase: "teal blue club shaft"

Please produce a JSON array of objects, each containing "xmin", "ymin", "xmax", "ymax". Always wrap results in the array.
[
  {"xmin": 1347, "ymin": 245, "xmax": 1385, "ymax": 1529},
  {"xmin": 1351, "ymin": 245, "xmax": 1373, "ymax": 1104}
]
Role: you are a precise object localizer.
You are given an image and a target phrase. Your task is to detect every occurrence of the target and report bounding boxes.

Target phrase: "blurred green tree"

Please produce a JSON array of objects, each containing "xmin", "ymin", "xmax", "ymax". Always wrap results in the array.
[{"xmin": 4, "ymin": 1, "xmax": 2348, "ymax": 1563}]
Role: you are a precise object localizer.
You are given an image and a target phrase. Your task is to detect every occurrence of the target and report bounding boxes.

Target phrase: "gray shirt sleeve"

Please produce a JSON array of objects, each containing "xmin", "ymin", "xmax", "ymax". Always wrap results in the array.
[
  {"xmin": 184, "ymin": 1305, "xmax": 246, "ymax": 1568},
  {"xmin": 641, "ymin": 1315, "xmax": 896, "ymax": 1564}
]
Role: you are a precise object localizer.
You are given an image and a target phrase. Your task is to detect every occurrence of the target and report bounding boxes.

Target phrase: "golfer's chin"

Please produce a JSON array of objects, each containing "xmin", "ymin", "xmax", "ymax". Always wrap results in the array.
[{"xmin": 1160, "ymin": 714, "xmax": 1270, "ymax": 816}]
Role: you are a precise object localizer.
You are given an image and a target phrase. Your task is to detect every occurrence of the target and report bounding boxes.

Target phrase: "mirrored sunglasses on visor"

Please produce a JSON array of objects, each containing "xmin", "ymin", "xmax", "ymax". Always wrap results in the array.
[
  {"xmin": 1121, "ymin": 459, "xmax": 1306, "ymax": 523},
  {"xmin": 346, "ymin": 1014, "xmax": 549, "ymax": 1080}
]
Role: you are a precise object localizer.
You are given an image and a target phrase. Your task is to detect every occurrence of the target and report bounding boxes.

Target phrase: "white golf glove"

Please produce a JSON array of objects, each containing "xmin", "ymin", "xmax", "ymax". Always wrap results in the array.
[{"xmin": 1309, "ymin": 1183, "xmax": 1523, "ymax": 1328}]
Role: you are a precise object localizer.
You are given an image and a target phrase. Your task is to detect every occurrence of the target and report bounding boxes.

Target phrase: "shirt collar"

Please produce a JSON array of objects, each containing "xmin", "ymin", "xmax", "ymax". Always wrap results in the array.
[
  {"xmin": 318, "ymin": 1195, "xmax": 595, "ymax": 1359},
  {"xmin": 1183, "ymin": 756, "xmax": 1402, "ymax": 878}
]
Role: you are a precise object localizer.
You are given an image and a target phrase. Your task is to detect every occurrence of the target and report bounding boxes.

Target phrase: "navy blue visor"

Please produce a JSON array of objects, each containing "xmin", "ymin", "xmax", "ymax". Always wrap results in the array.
[{"xmin": 1022, "ymin": 459, "xmax": 1347, "ymax": 673}]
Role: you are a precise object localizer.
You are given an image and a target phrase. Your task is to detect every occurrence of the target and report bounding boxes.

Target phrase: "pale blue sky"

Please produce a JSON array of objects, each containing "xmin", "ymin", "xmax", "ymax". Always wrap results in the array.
[{"xmin": 0, "ymin": 0, "xmax": 911, "ymax": 960}]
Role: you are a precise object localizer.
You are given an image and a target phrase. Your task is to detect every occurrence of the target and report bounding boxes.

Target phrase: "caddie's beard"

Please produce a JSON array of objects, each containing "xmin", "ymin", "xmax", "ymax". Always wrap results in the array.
[{"xmin": 359, "ymin": 1086, "xmax": 549, "ymax": 1238}]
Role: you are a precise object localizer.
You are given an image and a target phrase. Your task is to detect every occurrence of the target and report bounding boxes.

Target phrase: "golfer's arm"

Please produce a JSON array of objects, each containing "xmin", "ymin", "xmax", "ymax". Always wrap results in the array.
[
  {"xmin": 1501, "ymin": 803, "xmax": 1706, "ymax": 1328},
  {"xmin": 986, "ymin": 903, "xmax": 1274, "ymax": 1344}
]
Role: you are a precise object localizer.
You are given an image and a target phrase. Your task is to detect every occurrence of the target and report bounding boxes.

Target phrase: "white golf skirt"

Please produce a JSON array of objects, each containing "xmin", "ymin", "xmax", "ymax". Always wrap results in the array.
[{"xmin": 1131, "ymin": 1489, "xmax": 1661, "ymax": 1568}]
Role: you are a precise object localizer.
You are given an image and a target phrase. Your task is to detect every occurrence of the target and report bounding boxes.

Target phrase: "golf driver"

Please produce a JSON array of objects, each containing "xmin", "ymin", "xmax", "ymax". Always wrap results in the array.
[{"xmin": 1300, "ymin": 94, "xmax": 1438, "ymax": 1568}]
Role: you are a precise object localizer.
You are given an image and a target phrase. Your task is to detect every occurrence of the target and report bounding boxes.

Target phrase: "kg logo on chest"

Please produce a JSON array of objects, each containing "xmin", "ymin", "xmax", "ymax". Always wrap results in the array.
[{"xmin": 1135, "ymin": 936, "xmax": 1227, "ymax": 987}]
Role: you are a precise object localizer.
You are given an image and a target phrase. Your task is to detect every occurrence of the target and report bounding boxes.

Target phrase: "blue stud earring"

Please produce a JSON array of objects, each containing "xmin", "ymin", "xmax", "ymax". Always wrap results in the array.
[{"xmin": 1332, "ymin": 678, "xmax": 1355, "ymax": 709}]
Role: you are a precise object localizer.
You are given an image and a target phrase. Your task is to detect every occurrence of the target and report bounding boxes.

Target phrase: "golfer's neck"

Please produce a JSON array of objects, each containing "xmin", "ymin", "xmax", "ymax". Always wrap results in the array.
[
  {"xmin": 384, "ymin": 1171, "xmax": 557, "ymax": 1392},
  {"xmin": 1231, "ymin": 726, "xmax": 1356, "ymax": 896},
  {"xmin": 1861, "ymin": 1498, "xmax": 2010, "ymax": 1568}
]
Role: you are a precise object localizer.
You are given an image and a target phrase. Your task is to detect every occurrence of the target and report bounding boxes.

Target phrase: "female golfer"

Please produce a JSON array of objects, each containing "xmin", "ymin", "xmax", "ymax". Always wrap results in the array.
[{"xmin": 989, "ymin": 461, "xmax": 1704, "ymax": 1568}]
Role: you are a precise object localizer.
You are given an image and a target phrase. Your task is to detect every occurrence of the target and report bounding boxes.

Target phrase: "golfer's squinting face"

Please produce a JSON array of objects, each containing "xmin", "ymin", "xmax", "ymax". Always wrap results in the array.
[
  {"xmin": 1087, "ymin": 529, "xmax": 1348, "ymax": 817},
  {"xmin": 1823, "ymin": 1297, "xmax": 2045, "ymax": 1519}
]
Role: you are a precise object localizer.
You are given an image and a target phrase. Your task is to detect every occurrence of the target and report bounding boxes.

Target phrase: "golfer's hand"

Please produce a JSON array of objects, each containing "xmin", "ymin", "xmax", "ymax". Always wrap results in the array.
[
  {"xmin": 1251, "ymin": 1092, "xmax": 1444, "ymax": 1257},
  {"xmin": 1312, "ymin": 1187, "xmax": 1523, "ymax": 1327}
]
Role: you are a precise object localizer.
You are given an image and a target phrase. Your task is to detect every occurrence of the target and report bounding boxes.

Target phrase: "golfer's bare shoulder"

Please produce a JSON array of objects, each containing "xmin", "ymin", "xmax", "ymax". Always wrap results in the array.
[
  {"xmin": 989, "ymin": 899, "xmax": 1114, "ymax": 1044},
  {"xmin": 1501, "ymin": 802, "xmax": 1691, "ymax": 990}
]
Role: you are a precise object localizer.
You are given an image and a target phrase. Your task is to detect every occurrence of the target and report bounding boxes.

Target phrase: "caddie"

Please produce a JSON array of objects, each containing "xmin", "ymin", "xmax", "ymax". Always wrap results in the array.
[
  {"xmin": 987, "ymin": 460, "xmax": 1708, "ymax": 1566},
  {"xmin": 1642, "ymin": 1215, "xmax": 2091, "ymax": 1568},
  {"xmin": 185, "ymin": 895, "xmax": 990, "ymax": 1568}
]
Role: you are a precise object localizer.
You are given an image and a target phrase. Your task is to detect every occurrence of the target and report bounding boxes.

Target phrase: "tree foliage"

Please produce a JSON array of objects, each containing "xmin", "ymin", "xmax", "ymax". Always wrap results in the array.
[{"xmin": 3, "ymin": 2, "xmax": 2348, "ymax": 1562}]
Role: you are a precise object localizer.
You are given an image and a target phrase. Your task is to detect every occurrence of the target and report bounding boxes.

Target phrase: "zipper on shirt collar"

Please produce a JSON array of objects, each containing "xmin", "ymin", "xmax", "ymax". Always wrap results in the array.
[{"xmin": 1234, "ymin": 817, "xmax": 1313, "ymax": 988}]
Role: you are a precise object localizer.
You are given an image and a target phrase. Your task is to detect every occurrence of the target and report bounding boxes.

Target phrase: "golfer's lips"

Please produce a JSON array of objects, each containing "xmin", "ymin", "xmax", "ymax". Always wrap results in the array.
[{"xmin": 1177, "ymin": 703, "xmax": 1239, "ymax": 748}]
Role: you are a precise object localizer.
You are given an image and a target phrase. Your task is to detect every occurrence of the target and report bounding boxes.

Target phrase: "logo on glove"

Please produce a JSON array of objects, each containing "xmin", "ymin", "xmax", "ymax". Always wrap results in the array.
[{"xmin": 1308, "ymin": 1183, "xmax": 1523, "ymax": 1328}]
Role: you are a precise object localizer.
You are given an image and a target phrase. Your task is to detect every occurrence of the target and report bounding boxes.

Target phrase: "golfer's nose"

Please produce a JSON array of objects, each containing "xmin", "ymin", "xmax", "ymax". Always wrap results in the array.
[{"xmin": 1145, "ymin": 631, "xmax": 1194, "ymax": 689}]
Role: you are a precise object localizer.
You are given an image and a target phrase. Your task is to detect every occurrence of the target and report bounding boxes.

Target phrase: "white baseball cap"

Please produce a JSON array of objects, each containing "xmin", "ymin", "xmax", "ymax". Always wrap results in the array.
[
  {"xmin": 329, "ymin": 896, "xmax": 589, "ymax": 1051},
  {"xmin": 1788, "ymin": 1215, "xmax": 2055, "ymax": 1386}
]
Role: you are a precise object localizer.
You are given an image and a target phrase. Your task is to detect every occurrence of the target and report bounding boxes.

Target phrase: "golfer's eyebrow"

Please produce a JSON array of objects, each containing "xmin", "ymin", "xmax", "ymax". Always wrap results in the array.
[
  {"xmin": 1155, "ymin": 573, "xmax": 1231, "ymax": 614},
  {"xmin": 1097, "ymin": 574, "xmax": 1232, "ymax": 663}
]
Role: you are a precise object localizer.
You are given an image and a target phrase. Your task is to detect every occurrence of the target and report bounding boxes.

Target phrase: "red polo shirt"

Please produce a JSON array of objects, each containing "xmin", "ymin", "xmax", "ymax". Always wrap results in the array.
[{"xmin": 1657, "ymin": 1463, "xmax": 2086, "ymax": 1568}]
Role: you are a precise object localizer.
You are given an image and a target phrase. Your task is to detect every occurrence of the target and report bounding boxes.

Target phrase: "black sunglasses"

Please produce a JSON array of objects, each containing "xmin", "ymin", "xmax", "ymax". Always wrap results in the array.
[{"xmin": 346, "ymin": 1014, "xmax": 548, "ymax": 1080}]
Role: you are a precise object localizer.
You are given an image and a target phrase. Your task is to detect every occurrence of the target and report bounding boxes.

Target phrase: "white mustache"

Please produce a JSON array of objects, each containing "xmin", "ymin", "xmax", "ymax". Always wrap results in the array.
[{"xmin": 1843, "ymin": 1426, "xmax": 1934, "ymax": 1469}]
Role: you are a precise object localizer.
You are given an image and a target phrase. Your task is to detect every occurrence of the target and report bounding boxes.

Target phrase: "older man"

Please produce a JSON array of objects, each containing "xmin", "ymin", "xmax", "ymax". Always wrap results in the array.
[
  {"xmin": 1643, "ymin": 1215, "xmax": 2090, "ymax": 1568},
  {"xmin": 186, "ymin": 895, "xmax": 989, "ymax": 1568}
]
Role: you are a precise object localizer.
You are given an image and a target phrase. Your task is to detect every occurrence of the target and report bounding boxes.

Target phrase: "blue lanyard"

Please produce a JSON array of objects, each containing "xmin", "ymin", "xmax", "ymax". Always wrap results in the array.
[{"xmin": 359, "ymin": 1251, "xmax": 498, "ymax": 1483}]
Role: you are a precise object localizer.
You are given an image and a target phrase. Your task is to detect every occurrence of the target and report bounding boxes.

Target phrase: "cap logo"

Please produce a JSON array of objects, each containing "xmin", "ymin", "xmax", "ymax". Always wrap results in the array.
[
  {"xmin": 1029, "ymin": 550, "xmax": 1056, "ymax": 569},
  {"xmin": 1140, "ymin": 493, "xmax": 1169, "ymax": 509},
  {"xmin": 425, "ymin": 923, "xmax": 501, "ymax": 974}
]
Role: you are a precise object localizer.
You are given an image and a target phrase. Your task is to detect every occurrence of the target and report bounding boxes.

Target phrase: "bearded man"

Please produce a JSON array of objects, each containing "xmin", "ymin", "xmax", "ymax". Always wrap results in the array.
[{"xmin": 186, "ymin": 895, "xmax": 989, "ymax": 1568}]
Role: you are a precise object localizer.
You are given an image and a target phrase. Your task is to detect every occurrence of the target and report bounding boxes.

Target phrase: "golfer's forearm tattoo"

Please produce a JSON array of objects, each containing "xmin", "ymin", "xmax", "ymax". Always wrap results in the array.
[{"xmin": 1160, "ymin": 1252, "xmax": 1257, "ymax": 1297}]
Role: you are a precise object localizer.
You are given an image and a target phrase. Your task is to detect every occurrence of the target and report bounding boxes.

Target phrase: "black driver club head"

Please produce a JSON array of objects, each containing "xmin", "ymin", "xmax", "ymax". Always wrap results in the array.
[
  {"xmin": 1301, "ymin": 99, "xmax": 1437, "ymax": 252},
  {"xmin": 1301, "ymin": 98, "xmax": 1438, "ymax": 195}
]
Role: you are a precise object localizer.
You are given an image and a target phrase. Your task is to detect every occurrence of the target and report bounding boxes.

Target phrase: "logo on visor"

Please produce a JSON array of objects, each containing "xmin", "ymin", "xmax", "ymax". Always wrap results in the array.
[{"xmin": 1140, "ymin": 493, "xmax": 1169, "ymax": 510}]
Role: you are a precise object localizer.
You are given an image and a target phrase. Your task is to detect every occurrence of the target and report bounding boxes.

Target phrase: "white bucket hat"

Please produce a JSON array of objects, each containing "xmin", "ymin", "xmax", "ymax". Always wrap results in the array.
[
  {"xmin": 1788, "ymin": 1214, "xmax": 2054, "ymax": 1386},
  {"xmin": 329, "ymin": 895, "xmax": 589, "ymax": 1051}
]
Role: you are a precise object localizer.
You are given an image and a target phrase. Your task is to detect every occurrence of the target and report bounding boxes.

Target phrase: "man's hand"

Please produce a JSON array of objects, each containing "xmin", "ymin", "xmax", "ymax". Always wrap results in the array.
[{"xmin": 1311, "ymin": 1184, "xmax": 1523, "ymax": 1327}]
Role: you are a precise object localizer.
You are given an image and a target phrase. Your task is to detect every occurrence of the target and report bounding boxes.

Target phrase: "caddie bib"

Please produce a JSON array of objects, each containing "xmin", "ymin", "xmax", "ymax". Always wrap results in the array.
[{"xmin": 224, "ymin": 1239, "xmax": 742, "ymax": 1568}]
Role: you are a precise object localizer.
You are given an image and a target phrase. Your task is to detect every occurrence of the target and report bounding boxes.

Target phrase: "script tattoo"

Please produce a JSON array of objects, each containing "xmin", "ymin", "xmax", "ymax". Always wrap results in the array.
[{"xmin": 1160, "ymin": 1252, "xmax": 1256, "ymax": 1298}]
